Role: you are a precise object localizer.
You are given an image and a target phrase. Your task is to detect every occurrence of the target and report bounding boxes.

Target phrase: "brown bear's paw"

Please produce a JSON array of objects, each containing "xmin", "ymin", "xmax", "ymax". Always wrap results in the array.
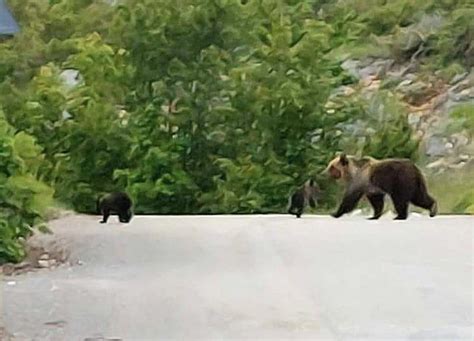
[{"xmin": 429, "ymin": 201, "xmax": 438, "ymax": 217}]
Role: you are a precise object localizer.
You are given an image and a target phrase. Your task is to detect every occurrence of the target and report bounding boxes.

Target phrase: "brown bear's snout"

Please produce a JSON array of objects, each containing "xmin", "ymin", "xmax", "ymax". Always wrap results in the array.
[{"xmin": 328, "ymin": 166, "xmax": 342, "ymax": 179}]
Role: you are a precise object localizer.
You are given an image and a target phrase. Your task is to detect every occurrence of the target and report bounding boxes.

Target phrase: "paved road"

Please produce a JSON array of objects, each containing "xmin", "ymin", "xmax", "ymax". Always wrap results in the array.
[{"xmin": 1, "ymin": 214, "xmax": 473, "ymax": 340}]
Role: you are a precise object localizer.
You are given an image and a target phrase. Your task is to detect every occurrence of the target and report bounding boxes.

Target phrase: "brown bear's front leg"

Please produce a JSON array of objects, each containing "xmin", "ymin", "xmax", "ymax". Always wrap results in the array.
[
  {"xmin": 367, "ymin": 193, "xmax": 385, "ymax": 220},
  {"xmin": 332, "ymin": 188, "xmax": 364, "ymax": 218},
  {"xmin": 100, "ymin": 208, "xmax": 110, "ymax": 224}
]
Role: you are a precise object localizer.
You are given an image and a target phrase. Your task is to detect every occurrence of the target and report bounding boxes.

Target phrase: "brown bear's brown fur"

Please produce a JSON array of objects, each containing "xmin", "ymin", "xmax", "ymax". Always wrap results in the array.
[
  {"xmin": 324, "ymin": 153, "xmax": 437, "ymax": 220},
  {"xmin": 97, "ymin": 192, "xmax": 133, "ymax": 224}
]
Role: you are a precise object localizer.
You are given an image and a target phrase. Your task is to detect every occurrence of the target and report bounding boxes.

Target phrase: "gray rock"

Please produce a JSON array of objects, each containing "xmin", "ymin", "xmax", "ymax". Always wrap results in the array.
[
  {"xmin": 61, "ymin": 110, "xmax": 72, "ymax": 120},
  {"xmin": 359, "ymin": 59, "xmax": 394, "ymax": 79},
  {"xmin": 426, "ymin": 158, "xmax": 449, "ymax": 169},
  {"xmin": 449, "ymin": 87, "xmax": 474, "ymax": 102},
  {"xmin": 432, "ymin": 93, "xmax": 449, "ymax": 110},
  {"xmin": 417, "ymin": 13, "xmax": 444, "ymax": 34},
  {"xmin": 398, "ymin": 81, "xmax": 429, "ymax": 95},
  {"xmin": 449, "ymin": 70, "xmax": 473, "ymax": 93},
  {"xmin": 397, "ymin": 29, "xmax": 423, "ymax": 52},
  {"xmin": 399, "ymin": 81, "xmax": 433, "ymax": 106},
  {"xmin": 329, "ymin": 85, "xmax": 355, "ymax": 99},
  {"xmin": 37, "ymin": 260, "xmax": 50, "ymax": 268},
  {"xmin": 397, "ymin": 79, "xmax": 413, "ymax": 88},
  {"xmin": 450, "ymin": 72, "xmax": 468, "ymax": 85},
  {"xmin": 341, "ymin": 59, "xmax": 361, "ymax": 79},
  {"xmin": 39, "ymin": 253, "xmax": 49, "ymax": 261},
  {"xmin": 60, "ymin": 69, "xmax": 81, "ymax": 88},
  {"xmin": 408, "ymin": 113, "xmax": 421, "ymax": 126},
  {"xmin": 395, "ymin": 14, "xmax": 444, "ymax": 52},
  {"xmin": 450, "ymin": 133, "xmax": 470, "ymax": 147},
  {"xmin": 404, "ymin": 73, "xmax": 418, "ymax": 81},
  {"xmin": 38, "ymin": 258, "xmax": 57, "ymax": 268},
  {"xmin": 425, "ymin": 135, "xmax": 448, "ymax": 157},
  {"xmin": 445, "ymin": 142, "xmax": 454, "ymax": 150},
  {"xmin": 448, "ymin": 161, "xmax": 467, "ymax": 169}
]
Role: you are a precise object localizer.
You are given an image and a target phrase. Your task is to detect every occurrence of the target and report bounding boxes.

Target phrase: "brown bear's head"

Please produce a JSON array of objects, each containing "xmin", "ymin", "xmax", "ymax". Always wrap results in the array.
[{"xmin": 324, "ymin": 153, "xmax": 350, "ymax": 180}]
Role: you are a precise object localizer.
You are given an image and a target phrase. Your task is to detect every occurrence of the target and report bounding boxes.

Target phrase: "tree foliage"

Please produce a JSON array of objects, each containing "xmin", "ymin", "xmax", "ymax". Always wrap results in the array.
[{"xmin": 0, "ymin": 110, "xmax": 53, "ymax": 263}]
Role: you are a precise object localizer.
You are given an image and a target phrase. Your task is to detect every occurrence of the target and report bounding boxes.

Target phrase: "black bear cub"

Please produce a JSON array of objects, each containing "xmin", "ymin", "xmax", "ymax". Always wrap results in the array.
[
  {"xmin": 97, "ymin": 192, "xmax": 133, "ymax": 224},
  {"xmin": 288, "ymin": 179, "xmax": 321, "ymax": 218}
]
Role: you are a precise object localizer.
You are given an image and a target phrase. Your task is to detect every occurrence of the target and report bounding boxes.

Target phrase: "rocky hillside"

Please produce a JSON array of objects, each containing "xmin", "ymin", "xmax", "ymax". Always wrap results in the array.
[{"xmin": 338, "ymin": 58, "xmax": 473, "ymax": 173}]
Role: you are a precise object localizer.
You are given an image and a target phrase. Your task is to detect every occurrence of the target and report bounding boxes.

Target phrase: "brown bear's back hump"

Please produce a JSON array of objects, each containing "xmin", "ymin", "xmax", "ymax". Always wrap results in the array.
[{"xmin": 370, "ymin": 160, "xmax": 419, "ymax": 194}]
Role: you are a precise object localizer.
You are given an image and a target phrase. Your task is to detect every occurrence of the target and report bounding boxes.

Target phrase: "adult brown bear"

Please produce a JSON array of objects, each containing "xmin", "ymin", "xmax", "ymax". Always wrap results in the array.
[{"xmin": 324, "ymin": 153, "xmax": 437, "ymax": 220}]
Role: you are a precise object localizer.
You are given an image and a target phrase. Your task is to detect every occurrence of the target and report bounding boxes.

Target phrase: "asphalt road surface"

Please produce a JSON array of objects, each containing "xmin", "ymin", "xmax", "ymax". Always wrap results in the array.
[{"xmin": 1, "ymin": 214, "xmax": 473, "ymax": 340}]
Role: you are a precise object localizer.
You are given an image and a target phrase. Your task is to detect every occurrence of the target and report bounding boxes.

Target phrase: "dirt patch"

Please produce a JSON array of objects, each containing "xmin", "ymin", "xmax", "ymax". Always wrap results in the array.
[
  {"xmin": 44, "ymin": 207, "xmax": 75, "ymax": 221},
  {"xmin": 1, "ymin": 241, "xmax": 69, "ymax": 277},
  {"xmin": 1, "ymin": 209, "xmax": 74, "ymax": 277},
  {"xmin": 0, "ymin": 327, "xmax": 14, "ymax": 340}
]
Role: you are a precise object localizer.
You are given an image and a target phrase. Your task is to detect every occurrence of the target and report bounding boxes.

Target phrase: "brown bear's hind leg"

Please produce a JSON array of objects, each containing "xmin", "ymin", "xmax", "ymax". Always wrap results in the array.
[
  {"xmin": 392, "ymin": 195, "xmax": 409, "ymax": 220},
  {"xmin": 367, "ymin": 193, "xmax": 385, "ymax": 220},
  {"xmin": 429, "ymin": 201, "xmax": 437, "ymax": 217},
  {"xmin": 296, "ymin": 208, "xmax": 303, "ymax": 218},
  {"xmin": 411, "ymin": 192, "xmax": 437, "ymax": 217}
]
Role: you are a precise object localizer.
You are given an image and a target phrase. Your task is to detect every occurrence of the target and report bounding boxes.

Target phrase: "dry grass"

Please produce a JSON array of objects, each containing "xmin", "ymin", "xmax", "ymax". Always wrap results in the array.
[{"xmin": 428, "ymin": 166, "xmax": 474, "ymax": 214}]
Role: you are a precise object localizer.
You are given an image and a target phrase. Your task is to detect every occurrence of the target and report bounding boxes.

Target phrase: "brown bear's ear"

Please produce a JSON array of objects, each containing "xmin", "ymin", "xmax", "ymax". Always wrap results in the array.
[
  {"xmin": 340, "ymin": 153, "xmax": 348, "ymax": 166},
  {"xmin": 309, "ymin": 179, "xmax": 314, "ymax": 187}
]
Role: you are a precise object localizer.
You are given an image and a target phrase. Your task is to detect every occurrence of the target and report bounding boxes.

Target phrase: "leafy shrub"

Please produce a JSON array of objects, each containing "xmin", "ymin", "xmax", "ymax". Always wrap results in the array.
[
  {"xmin": 450, "ymin": 104, "xmax": 474, "ymax": 134},
  {"xmin": 435, "ymin": 7, "xmax": 474, "ymax": 67},
  {"xmin": 429, "ymin": 166, "xmax": 474, "ymax": 214},
  {"xmin": 0, "ymin": 110, "xmax": 54, "ymax": 263},
  {"xmin": 433, "ymin": 62, "xmax": 466, "ymax": 82},
  {"xmin": 337, "ymin": 91, "xmax": 420, "ymax": 160},
  {"xmin": 198, "ymin": 156, "xmax": 293, "ymax": 214}
]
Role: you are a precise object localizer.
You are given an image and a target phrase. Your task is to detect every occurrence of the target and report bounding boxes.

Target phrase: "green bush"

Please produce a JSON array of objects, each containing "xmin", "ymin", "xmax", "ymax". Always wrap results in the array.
[
  {"xmin": 362, "ymin": 92, "xmax": 420, "ymax": 160},
  {"xmin": 429, "ymin": 166, "xmax": 474, "ymax": 214},
  {"xmin": 435, "ymin": 7, "xmax": 474, "ymax": 67},
  {"xmin": 337, "ymin": 91, "xmax": 420, "ymax": 160},
  {"xmin": 450, "ymin": 104, "xmax": 474, "ymax": 133},
  {"xmin": 0, "ymin": 110, "xmax": 54, "ymax": 263},
  {"xmin": 105, "ymin": 0, "xmax": 360, "ymax": 214},
  {"xmin": 198, "ymin": 156, "xmax": 293, "ymax": 214}
]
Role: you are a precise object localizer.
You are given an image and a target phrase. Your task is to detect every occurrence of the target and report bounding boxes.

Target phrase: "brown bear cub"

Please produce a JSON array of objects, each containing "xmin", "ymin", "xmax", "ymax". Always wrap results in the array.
[
  {"xmin": 288, "ymin": 179, "xmax": 321, "ymax": 218},
  {"xmin": 324, "ymin": 153, "xmax": 437, "ymax": 220},
  {"xmin": 97, "ymin": 192, "xmax": 133, "ymax": 224}
]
